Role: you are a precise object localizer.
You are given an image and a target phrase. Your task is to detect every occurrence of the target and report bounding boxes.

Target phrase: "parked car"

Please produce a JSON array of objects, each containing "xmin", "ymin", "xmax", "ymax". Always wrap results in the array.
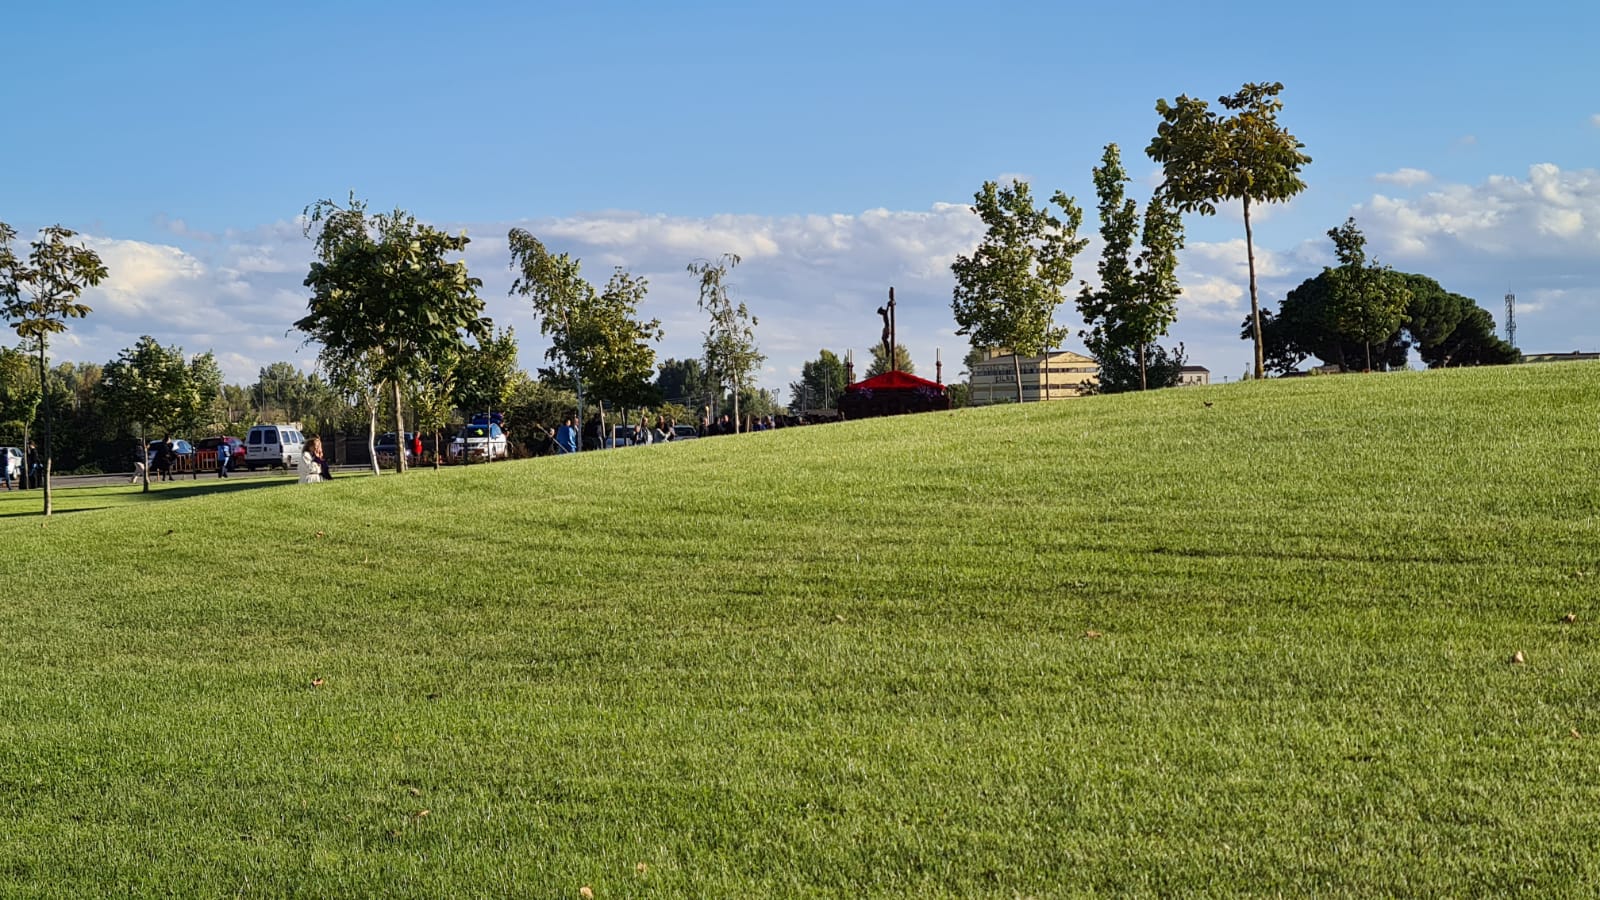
[
  {"xmin": 672, "ymin": 424, "xmax": 699, "ymax": 441},
  {"xmin": 373, "ymin": 432, "xmax": 415, "ymax": 463},
  {"xmin": 195, "ymin": 436, "xmax": 245, "ymax": 470},
  {"xmin": 147, "ymin": 439, "xmax": 195, "ymax": 467},
  {"xmin": 449, "ymin": 422, "xmax": 508, "ymax": 461},
  {"xmin": 1, "ymin": 446, "xmax": 21, "ymax": 483},
  {"xmin": 606, "ymin": 424, "xmax": 636, "ymax": 449},
  {"xmin": 243, "ymin": 424, "xmax": 305, "ymax": 471}
]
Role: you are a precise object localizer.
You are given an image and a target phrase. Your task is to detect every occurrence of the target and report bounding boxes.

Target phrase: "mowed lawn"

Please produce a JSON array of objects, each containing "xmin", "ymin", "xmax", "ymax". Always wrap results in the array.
[{"xmin": 2, "ymin": 363, "xmax": 1598, "ymax": 897}]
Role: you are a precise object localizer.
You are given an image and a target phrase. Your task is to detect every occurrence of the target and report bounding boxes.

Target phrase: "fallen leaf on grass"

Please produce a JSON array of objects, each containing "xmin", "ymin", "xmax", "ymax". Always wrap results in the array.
[
  {"xmin": 580, "ymin": 887, "xmax": 594, "ymax": 899},
  {"xmin": 635, "ymin": 862, "xmax": 648, "ymax": 874},
  {"xmin": 1510, "ymin": 651, "xmax": 1526, "ymax": 665},
  {"xmin": 834, "ymin": 613, "xmax": 846, "ymax": 623},
  {"xmin": 414, "ymin": 809, "xmax": 429, "ymax": 819},
  {"xmin": 408, "ymin": 787, "xmax": 422, "ymax": 797},
  {"xmin": 1084, "ymin": 630, "xmax": 1103, "ymax": 639},
  {"xmin": 315, "ymin": 531, "xmax": 325, "ymax": 538},
  {"xmin": 1562, "ymin": 613, "xmax": 1578, "ymax": 624},
  {"xmin": 311, "ymin": 678, "xmax": 324, "ymax": 688},
  {"xmin": 1571, "ymin": 728, "xmax": 1582, "ymax": 740}
]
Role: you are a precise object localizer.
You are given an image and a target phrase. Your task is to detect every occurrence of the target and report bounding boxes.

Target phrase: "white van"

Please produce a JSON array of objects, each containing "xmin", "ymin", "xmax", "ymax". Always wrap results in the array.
[{"xmin": 244, "ymin": 425, "xmax": 305, "ymax": 471}]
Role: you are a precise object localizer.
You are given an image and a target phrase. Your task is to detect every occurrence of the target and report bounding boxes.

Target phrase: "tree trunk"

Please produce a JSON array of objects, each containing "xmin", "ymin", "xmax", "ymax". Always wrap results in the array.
[
  {"xmin": 37, "ymin": 342, "xmax": 52, "ymax": 516},
  {"xmin": 1364, "ymin": 341, "xmax": 1372, "ymax": 373},
  {"xmin": 733, "ymin": 380, "xmax": 741, "ymax": 433},
  {"xmin": 392, "ymin": 379, "xmax": 406, "ymax": 474},
  {"xmin": 367, "ymin": 406, "xmax": 380, "ymax": 476},
  {"xmin": 1012, "ymin": 354, "xmax": 1024, "ymax": 404},
  {"xmin": 1243, "ymin": 195, "xmax": 1264, "ymax": 380},
  {"xmin": 1138, "ymin": 342, "xmax": 1148, "ymax": 391},
  {"xmin": 141, "ymin": 435, "xmax": 151, "ymax": 493}
]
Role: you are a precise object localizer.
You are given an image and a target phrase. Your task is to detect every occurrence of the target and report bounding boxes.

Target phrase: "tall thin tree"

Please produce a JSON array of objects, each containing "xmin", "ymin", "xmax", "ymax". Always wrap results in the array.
[
  {"xmin": 0, "ymin": 223, "xmax": 108, "ymax": 515},
  {"xmin": 1146, "ymin": 82, "xmax": 1310, "ymax": 379},
  {"xmin": 689, "ymin": 253, "xmax": 763, "ymax": 432},
  {"xmin": 1077, "ymin": 143, "xmax": 1185, "ymax": 390}
]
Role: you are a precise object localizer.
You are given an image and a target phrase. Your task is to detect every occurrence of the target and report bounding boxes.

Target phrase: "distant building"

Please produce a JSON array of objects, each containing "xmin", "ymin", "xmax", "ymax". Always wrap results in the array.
[
  {"xmin": 1522, "ymin": 351, "xmax": 1600, "ymax": 364},
  {"xmin": 969, "ymin": 349, "xmax": 1098, "ymax": 405},
  {"xmin": 1178, "ymin": 365, "xmax": 1211, "ymax": 386}
]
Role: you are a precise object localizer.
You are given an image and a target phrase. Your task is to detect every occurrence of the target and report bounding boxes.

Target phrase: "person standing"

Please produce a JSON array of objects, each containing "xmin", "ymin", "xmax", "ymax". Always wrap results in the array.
[
  {"xmin": 300, "ymin": 436, "xmax": 324, "ymax": 484},
  {"xmin": 554, "ymin": 416, "xmax": 578, "ymax": 455},
  {"xmin": 27, "ymin": 442, "xmax": 41, "ymax": 489},
  {"xmin": 216, "ymin": 439, "xmax": 231, "ymax": 478},
  {"xmin": 153, "ymin": 438, "xmax": 174, "ymax": 482},
  {"xmin": 411, "ymin": 433, "xmax": 423, "ymax": 464},
  {"xmin": 1, "ymin": 448, "xmax": 12, "ymax": 491}
]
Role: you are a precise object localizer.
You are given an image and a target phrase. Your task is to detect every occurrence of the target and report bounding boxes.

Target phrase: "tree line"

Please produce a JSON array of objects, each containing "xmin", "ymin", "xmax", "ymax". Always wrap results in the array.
[{"xmin": 4, "ymin": 81, "xmax": 1525, "ymax": 513}]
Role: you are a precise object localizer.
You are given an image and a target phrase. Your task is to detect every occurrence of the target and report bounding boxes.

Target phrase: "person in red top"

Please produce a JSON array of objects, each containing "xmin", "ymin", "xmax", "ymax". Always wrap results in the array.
[{"xmin": 411, "ymin": 433, "xmax": 423, "ymax": 463}]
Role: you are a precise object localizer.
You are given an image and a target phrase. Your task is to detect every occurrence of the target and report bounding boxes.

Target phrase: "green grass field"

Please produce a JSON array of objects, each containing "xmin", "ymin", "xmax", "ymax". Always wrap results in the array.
[{"xmin": 3, "ymin": 363, "xmax": 1598, "ymax": 897}]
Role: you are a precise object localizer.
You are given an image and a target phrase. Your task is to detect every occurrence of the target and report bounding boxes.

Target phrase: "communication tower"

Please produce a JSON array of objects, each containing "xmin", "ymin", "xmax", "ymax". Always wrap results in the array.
[{"xmin": 1504, "ymin": 292, "xmax": 1517, "ymax": 349}]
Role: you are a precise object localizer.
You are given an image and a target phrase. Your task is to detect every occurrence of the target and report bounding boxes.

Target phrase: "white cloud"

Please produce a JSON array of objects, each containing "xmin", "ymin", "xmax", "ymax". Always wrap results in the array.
[
  {"xmin": 1374, "ymin": 168, "xmax": 1433, "ymax": 187},
  {"xmin": 1590, "ymin": 113, "xmax": 1600, "ymax": 128}
]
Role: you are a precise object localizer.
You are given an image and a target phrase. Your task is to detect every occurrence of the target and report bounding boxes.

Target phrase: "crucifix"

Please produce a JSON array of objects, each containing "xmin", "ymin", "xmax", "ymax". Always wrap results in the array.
[{"xmin": 876, "ymin": 287, "xmax": 897, "ymax": 372}]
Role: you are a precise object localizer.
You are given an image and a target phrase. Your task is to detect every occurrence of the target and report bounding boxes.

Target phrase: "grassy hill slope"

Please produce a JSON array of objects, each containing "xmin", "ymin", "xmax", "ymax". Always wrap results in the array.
[{"xmin": 2, "ymin": 363, "xmax": 1598, "ymax": 896}]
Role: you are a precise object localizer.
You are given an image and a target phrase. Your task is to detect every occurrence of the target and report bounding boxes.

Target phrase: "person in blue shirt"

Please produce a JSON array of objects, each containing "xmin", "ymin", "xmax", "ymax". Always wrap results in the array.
[
  {"xmin": 216, "ymin": 440, "xmax": 231, "ymax": 477},
  {"xmin": 554, "ymin": 416, "xmax": 578, "ymax": 454}
]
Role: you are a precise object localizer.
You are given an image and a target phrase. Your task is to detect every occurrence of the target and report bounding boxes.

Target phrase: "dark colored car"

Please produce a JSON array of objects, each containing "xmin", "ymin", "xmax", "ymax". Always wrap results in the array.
[
  {"xmin": 195, "ymin": 436, "xmax": 245, "ymax": 470},
  {"xmin": 374, "ymin": 432, "xmax": 416, "ymax": 463}
]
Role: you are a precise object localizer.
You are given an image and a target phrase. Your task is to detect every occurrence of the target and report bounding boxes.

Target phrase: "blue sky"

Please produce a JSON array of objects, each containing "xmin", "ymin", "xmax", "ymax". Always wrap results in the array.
[{"xmin": 5, "ymin": 0, "xmax": 1598, "ymax": 392}]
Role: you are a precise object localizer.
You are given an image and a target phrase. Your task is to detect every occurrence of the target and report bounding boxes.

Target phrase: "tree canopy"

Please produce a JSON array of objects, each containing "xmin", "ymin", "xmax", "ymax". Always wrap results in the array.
[
  {"xmin": 950, "ymin": 180, "xmax": 1087, "ymax": 403},
  {"xmin": 508, "ymin": 229, "xmax": 663, "ymax": 415},
  {"xmin": 1077, "ymin": 143, "xmax": 1186, "ymax": 390},
  {"xmin": 865, "ymin": 344, "xmax": 915, "ymax": 378},
  {"xmin": 0, "ymin": 222, "xmax": 108, "ymax": 514},
  {"xmin": 689, "ymin": 253, "xmax": 764, "ymax": 432},
  {"xmin": 100, "ymin": 336, "xmax": 217, "ymax": 490},
  {"xmin": 1147, "ymin": 82, "xmax": 1310, "ymax": 379},
  {"xmin": 788, "ymin": 349, "xmax": 848, "ymax": 413},
  {"xmin": 1324, "ymin": 218, "xmax": 1412, "ymax": 372},
  {"xmin": 1250, "ymin": 271, "xmax": 1517, "ymax": 374},
  {"xmin": 299, "ymin": 196, "xmax": 488, "ymax": 474}
]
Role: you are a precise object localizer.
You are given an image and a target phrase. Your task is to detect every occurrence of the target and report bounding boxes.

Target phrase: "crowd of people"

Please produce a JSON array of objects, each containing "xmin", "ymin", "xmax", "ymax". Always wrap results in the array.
[{"xmin": 525, "ymin": 406, "xmax": 830, "ymax": 456}]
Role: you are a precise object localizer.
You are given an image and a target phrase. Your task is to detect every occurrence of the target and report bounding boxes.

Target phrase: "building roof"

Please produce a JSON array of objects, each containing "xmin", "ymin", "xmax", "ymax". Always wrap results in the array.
[
  {"xmin": 1181, "ymin": 365, "xmax": 1210, "ymax": 373},
  {"xmin": 845, "ymin": 370, "xmax": 947, "ymax": 392}
]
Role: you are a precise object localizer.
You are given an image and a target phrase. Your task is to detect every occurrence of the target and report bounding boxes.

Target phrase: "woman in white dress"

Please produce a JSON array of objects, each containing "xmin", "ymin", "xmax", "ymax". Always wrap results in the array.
[{"xmin": 300, "ymin": 436, "xmax": 324, "ymax": 484}]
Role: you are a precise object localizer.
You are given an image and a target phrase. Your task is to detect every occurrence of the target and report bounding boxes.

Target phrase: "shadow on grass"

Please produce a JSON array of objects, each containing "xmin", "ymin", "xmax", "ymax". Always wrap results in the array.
[{"xmin": 0, "ymin": 477, "xmax": 299, "ymax": 520}]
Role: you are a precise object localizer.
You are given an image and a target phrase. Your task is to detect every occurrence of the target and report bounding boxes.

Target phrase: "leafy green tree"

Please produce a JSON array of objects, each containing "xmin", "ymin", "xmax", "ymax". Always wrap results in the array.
[
  {"xmin": 299, "ymin": 195, "xmax": 488, "ymax": 474},
  {"xmin": 655, "ymin": 357, "xmax": 711, "ymax": 408},
  {"xmin": 0, "ymin": 345, "xmax": 39, "ymax": 447},
  {"xmin": 502, "ymin": 378, "xmax": 578, "ymax": 456},
  {"xmin": 1090, "ymin": 341, "xmax": 1188, "ymax": 394},
  {"xmin": 0, "ymin": 223, "xmax": 108, "ymax": 514},
  {"xmin": 252, "ymin": 362, "xmax": 312, "ymax": 422},
  {"xmin": 1077, "ymin": 143, "xmax": 1186, "ymax": 390},
  {"xmin": 951, "ymin": 180, "xmax": 1087, "ymax": 403},
  {"xmin": 410, "ymin": 347, "xmax": 458, "ymax": 470},
  {"xmin": 453, "ymin": 325, "xmax": 523, "ymax": 418},
  {"xmin": 787, "ymin": 349, "xmax": 848, "ymax": 413},
  {"xmin": 688, "ymin": 253, "xmax": 764, "ymax": 433},
  {"xmin": 1146, "ymin": 82, "xmax": 1311, "ymax": 379},
  {"xmin": 1324, "ymin": 218, "xmax": 1412, "ymax": 372},
  {"xmin": 508, "ymin": 229, "xmax": 663, "ymax": 421},
  {"xmin": 1402, "ymin": 274, "xmax": 1518, "ymax": 367},
  {"xmin": 99, "ymin": 336, "xmax": 203, "ymax": 491},
  {"xmin": 865, "ymin": 344, "xmax": 915, "ymax": 378},
  {"xmin": 1251, "ymin": 270, "xmax": 1516, "ymax": 373}
]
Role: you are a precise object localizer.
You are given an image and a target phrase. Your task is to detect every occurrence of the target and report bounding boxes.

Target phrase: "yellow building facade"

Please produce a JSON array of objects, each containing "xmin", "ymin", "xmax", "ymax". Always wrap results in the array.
[{"xmin": 969, "ymin": 349, "xmax": 1099, "ymax": 405}]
